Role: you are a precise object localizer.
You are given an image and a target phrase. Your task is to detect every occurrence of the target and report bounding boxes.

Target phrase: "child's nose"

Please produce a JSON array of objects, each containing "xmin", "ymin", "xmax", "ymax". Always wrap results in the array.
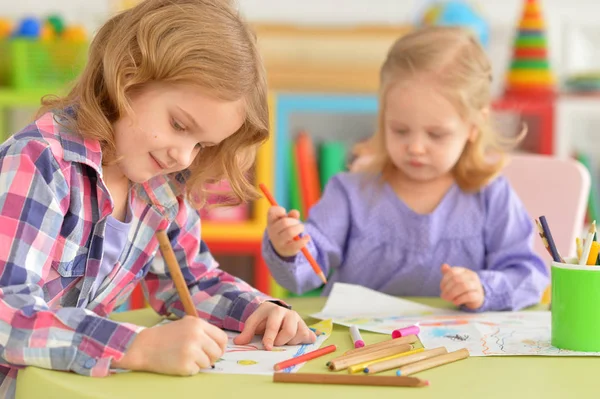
[
  {"xmin": 167, "ymin": 144, "xmax": 196, "ymax": 169},
  {"xmin": 407, "ymin": 137, "xmax": 426, "ymax": 154}
]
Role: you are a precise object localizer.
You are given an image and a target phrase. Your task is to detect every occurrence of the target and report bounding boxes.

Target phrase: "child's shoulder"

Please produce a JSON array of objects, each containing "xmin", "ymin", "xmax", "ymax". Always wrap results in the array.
[
  {"xmin": 1, "ymin": 112, "xmax": 101, "ymax": 171},
  {"xmin": 479, "ymin": 174, "xmax": 515, "ymax": 197}
]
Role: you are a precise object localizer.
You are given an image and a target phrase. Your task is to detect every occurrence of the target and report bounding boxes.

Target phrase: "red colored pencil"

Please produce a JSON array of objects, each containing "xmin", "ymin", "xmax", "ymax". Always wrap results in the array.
[
  {"xmin": 259, "ymin": 183, "xmax": 327, "ymax": 284},
  {"xmin": 273, "ymin": 345, "xmax": 337, "ymax": 371}
]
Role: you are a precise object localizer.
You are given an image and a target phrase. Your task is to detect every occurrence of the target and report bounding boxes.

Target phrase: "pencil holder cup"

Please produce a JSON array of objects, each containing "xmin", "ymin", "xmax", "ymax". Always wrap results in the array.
[{"xmin": 551, "ymin": 260, "xmax": 600, "ymax": 352}]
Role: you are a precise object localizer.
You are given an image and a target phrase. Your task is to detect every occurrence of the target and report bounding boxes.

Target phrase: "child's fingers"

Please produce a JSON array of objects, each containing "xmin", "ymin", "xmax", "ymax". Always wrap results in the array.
[
  {"xmin": 271, "ymin": 216, "xmax": 304, "ymax": 237},
  {"xmin": 442, "ymin": 278, "xmax": 478, "ymax": 303},
  {"xmin": 262, "ymin": 310, "xmax": 286, "ymax": 351},
  {"xmin": 234, "ymin": 313, "xmax": 262, "ymax": 345},
  {"xmin": 441, "ymin": 263, "xmax": 452, "ymax": 274},
  {"xmin": 273, "ymin": 314, "xmax": 299, "ymax": 347},
  {"xmin": 452, "ymin": 290, "xmax": 482, "ymax": 309},
  {"xmin": 439, "ymin": 267, "xmax": 466, "ymax": 292},
  {"xmin": 267, "ymin": 206, "xmax": 288, "ymax": 223},
  {"xmin": 279, "ymin": 224, "xmax": 305, "ymax": 242},
  {"xmin": 287, "ymin": 320, "xmax": 317, "ymax": 346},
  {"xmin": 287, "ymin": 209, "xmax": 301, "ymax": 219},
  {"xmin": 282, "ymin": 235, "xmax": 310, "ymax": 253}
]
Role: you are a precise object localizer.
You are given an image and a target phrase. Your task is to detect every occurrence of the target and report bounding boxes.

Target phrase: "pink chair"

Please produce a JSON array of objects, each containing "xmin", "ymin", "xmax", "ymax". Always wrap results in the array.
[
  {"xmin": 503, "ymin": 153, "xmax": 591, "ymax": 303},
  {"xmin": 503, "ymin": 153, "xmax": 590, "ymax": 261}
]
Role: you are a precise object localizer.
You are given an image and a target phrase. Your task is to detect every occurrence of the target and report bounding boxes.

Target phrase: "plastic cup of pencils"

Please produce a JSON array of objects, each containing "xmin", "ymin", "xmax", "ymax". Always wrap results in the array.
[{"xmin": 551, "ymin": 259, "xmax": 600, "ymax": 352}]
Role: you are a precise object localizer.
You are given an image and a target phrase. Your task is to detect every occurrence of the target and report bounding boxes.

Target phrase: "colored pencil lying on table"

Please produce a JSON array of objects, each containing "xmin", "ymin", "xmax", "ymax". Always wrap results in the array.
[
  {"xmin": 364, "ymin": 347, "xmax": 447, "ymax": 374},
  {"xmin": 273, "ymin": 373, "xmax": 429, "ymax": 387},
  {"xmin": 258, "ymin": 183, "xmax": 327, "ymax": 284},
  {"xmin": 329, "ymin": 343, "xmax": 413, "ymax": 371},
  {"xmin": 342, "ymin": 334, "xmax": 418, "ymax": 357},
  {"xmin": 273, "ymin": 345, "xmax": 337, "ymax": 371},
  {"xmin": 396, "ymin": 348, "xmax": 470, "ymax": 376},
  {"xmin": 347, "ymin": 348, "xmax": 425, "ymax": 374}
]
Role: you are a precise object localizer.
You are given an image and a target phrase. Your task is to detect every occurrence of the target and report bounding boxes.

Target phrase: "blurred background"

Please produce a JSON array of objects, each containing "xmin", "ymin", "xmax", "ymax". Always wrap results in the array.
[{"xmin": 1, "ymin": 0, "xmax": 599, "ymax": 306}]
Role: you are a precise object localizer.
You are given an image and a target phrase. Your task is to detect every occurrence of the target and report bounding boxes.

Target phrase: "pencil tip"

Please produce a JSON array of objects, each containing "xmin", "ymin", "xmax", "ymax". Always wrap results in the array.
[
  {"xmin": 396, "ymin": 370, "xmax": 402, "ymax": 376},
  {"xmin": 363, "ymin": 368, "xmax": 369, "ymax": 373}
]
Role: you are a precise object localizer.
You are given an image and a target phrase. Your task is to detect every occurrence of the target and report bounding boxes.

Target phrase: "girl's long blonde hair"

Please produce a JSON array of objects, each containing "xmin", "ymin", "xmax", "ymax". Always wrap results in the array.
[
  {"xmin": 356, "ymin": 26, "xmax": 522, "ymax": 192},
  {"xmin": 38, "ymin": 0, "xmax": 269, "ymax": 207}
]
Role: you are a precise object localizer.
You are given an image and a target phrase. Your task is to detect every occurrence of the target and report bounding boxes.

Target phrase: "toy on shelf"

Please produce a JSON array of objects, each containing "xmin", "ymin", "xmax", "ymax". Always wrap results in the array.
[
  {"xmin": 504, "ymin": 0, "xmax": 555, "ymax": 97},
  {"xmin": 419, "ymin": 0, "xmax": 489, "ymax": 48},
  {"xmin": 0, "ymin": 15, "xmax": 88, "ymax": 90}
]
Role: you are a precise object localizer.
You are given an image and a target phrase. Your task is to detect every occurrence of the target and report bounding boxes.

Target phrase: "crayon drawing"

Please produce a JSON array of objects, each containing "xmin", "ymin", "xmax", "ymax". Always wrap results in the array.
[
  {"xmin": 156, "ymin": 318, "xmax": 332, "ymax": 375},
  {"xmin": 312, "ymin": 283, "xmax": 600, "ymax": 357}
]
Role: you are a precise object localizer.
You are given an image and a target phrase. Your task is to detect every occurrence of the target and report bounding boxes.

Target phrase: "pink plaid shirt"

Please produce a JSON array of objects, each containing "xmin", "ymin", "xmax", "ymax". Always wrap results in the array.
[{"xmin": 0, "ymin": 112, "xmax": 270, "ymax": 397}]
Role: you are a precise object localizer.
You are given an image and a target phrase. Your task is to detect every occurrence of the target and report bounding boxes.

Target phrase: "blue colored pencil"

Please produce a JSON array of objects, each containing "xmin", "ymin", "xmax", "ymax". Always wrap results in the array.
[{"xmin": 538, "ymin": 216, "xmax": 563, "ymax": 263}]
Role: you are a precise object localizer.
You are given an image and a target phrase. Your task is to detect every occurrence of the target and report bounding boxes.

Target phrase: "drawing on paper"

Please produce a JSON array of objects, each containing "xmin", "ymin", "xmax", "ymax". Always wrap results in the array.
[
  {"xmin": 310, "ymin": 283, "xmax": 600, "ymax": 357},
  {"xmin": 156, "ymin": 318, "xmax": 333, "ymax": 375}
]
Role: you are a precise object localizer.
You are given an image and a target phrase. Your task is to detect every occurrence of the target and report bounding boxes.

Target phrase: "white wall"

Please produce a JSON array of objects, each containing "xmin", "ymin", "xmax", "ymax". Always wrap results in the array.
[{"xmin": 1, "ymin": 0, "xmax": 600, "ymax": 96}]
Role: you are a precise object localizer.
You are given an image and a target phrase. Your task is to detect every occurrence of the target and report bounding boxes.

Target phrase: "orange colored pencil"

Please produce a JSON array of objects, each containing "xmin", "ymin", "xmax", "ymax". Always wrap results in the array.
[
  {"xmin": 156, "ymin": 230, "xmax": 198, "ymax": 318},
  {"xmin": 273, "ymin": 344, "xmax": 337, "ymax": 371},
  {"xmin": 259, "ymin": 183, "xmax": 327, "ymax": 284}
]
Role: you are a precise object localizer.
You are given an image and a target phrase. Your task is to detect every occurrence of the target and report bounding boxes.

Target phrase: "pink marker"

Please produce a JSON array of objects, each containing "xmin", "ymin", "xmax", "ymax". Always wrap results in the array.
[
  {"xmin": 349, "ymin": 325, "xmax": 364, "ymax": 348},
  {"xmin": 392, "ymin": 325, "xmax": 420, "ymax": 339}
]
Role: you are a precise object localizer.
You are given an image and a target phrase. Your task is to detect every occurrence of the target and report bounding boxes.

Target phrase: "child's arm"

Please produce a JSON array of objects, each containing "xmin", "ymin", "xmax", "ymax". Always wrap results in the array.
[
  {"xmin": 143, "ymin": 197, "xmax": 277, "ymax": 332},
  {"xmin": 262, "ymin": 175, "xmax": 352, "ymax": 295},
  {"xmin": 477, "ymin": 176, "xmax": 550, "ymax": 311},
  {"xmin": 0, "ymin": 139, "xmax": 142, "ymax": 378}
]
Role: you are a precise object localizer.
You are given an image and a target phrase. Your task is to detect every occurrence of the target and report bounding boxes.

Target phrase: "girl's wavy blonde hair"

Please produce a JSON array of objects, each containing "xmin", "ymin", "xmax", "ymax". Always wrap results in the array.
[
  {"xmin": 38, "ymin": 0, "xmax": 268, "ymax": 207},
  {"xmin": 355, "ymin": 26, "xmax": 522, "ymax": 192}
]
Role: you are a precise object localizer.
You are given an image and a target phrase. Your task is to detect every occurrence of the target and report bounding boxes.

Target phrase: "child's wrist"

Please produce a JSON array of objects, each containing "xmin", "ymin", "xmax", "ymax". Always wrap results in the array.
[{"xmin": 112, "ymin": 331, "xmax": 147, "ymax": 371}]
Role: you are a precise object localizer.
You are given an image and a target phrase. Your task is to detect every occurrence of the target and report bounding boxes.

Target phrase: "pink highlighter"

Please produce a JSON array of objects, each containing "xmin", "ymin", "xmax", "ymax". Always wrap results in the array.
[
  {"xmin": 349, "ymin": 325, "xmax": 365, "ymax": 348},
  {"xmin": 392, "ymin": 325, "xmax": 420, "ymax": 339}
]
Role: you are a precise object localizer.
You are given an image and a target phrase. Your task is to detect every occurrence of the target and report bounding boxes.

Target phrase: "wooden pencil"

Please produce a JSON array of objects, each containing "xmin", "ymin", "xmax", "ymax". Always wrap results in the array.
[
  {"xmin": 396, "ymin": 348, "xmax": 470, "ymax": 376},
  {"xmin": 341, "ymin": 334, "xmax": 418, "ymax": 357},
  {"xmin": 258, "ymin": 183, "xmax": 327, "ymax": 284},
  {"xmin": 273, "ymin": 372, "xmax": 429, "ymax": 387},
  {"xmin": 364, "ymin": 347, "xmax": 448, "ymax": 374},
  {"xmin": 156, "ymin": 230, "xmax": 198, "ymax": 318},
  {"xmin": 329, "ymin": 343, "xmax": 413, "ymax": 371},
  {"xmin": 348, "ymin": 348, "xmax": 425, "ymax": 374}
]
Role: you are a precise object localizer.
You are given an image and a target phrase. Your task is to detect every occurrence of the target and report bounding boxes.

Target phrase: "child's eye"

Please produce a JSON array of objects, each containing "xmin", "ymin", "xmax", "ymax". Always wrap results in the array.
[
  {"xmin": 394, "ymin": 129, "xmax": 409, "ymax": 135},
  {"xmin": 428, "ymin": 132, "xmax": 445, "ymax": 140},
  {"xmin": 171, "ymin": 118, "xmax": 186, "ymax": 132}
]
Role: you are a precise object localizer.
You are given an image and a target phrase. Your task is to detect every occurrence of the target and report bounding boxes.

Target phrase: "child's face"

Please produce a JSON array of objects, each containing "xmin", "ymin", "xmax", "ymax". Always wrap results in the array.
[
  {"xmin": 383, "ymin": 79, "xmax": 476, "ymax": 183},
  {"xmin": 112, "ymin": 82, "xmax": 245, "ymax": 183}
]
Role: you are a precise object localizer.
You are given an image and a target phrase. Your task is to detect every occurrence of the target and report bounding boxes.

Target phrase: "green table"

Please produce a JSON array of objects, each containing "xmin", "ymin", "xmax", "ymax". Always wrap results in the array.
[{"xmin": 15, "ymin": 298, "xmax": 598, "ymax": 399}]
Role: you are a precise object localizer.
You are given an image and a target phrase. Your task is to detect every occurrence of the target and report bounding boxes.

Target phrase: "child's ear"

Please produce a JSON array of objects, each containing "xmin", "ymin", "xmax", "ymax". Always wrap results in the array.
[{"xmin": 468, "ymin": 107, "xmax": 489, "ymax": 142}]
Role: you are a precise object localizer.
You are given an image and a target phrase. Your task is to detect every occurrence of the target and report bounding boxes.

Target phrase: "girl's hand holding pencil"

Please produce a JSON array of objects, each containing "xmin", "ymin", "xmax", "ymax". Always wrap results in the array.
[
  {"xmin": 260, "ymin": 183, "xmax": 328, "ymax": 284},
  {"xmin": 266, "ymin": 206, "xmax": 310, "ymax": 258},
  {"xmin": 112, "ymin": 316, "xmax": 228, "ymax": 376}
]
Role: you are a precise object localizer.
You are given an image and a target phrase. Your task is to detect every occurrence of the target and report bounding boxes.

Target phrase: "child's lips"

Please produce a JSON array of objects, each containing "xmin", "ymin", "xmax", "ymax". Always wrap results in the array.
[{"xmin": 408, "ymin": 159, "xmax": 425, "ymax": 167}]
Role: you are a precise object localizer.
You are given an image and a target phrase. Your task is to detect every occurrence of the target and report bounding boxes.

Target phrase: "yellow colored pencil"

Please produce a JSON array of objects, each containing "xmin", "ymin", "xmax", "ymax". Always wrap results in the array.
[
  {"xmin": 347, "ymin": 348, "xmax": 425, "ymax": 374},
  {"xmin": 579, "ymin": 221, "xmax": 596, "ymax": 266},
  {"xmin": 586, "ymin": 241, "xmax": 600, "ymax": 266}
]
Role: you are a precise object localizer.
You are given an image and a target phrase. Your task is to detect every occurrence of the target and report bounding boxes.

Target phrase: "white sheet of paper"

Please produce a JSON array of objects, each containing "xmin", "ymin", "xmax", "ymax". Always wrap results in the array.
[
  {"xmin": 155, "ymin": 318, "xmax": 332, "ymax": 375},
  {"xmin": 310, "ymin": 282, "xmax": 460, "ymax": 334},
  {"xmin": 310, "ymin": 283, "xmax": 600, "ymax": 357}
]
